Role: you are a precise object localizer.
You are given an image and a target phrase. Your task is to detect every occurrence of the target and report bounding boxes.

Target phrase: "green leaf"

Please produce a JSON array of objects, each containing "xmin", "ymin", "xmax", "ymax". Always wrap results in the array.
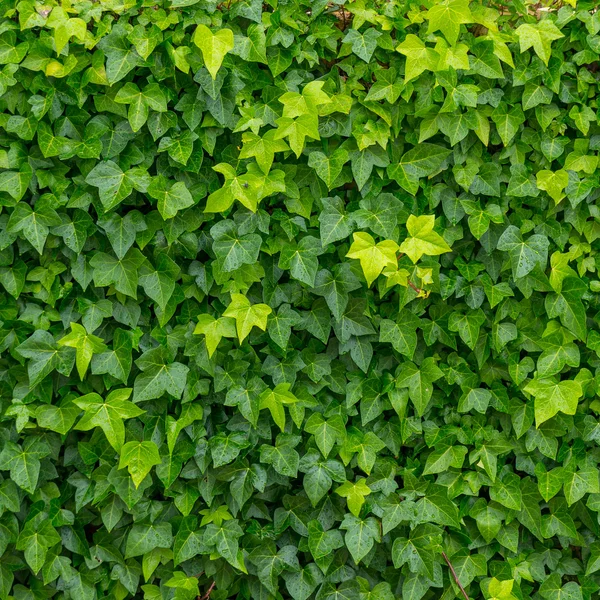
[
  {"xmin": 194, "ymin": 314, "xmax": 237, "ymax": 357},
  {"xmin": 260, "ymin": 434, "xmax": 300, "ymax": 477},
  {"xmin": 399, "ymin": 214, "xmax": 452, "ymax": 263},
  {"xmin": 308, "ymin": 149, "xmax": 349, "ymax": 189},
  {"xmin": 536, "ymin": 169, "xmax": 569, "ymax": 203},
  {"xmin": 335, "ymin": 478, "xmax": 371, "ymax": 516},
  {"xmin": 239, "ymin": 130, "xmax": 289, "ymax": 174},
  {"xmin": 515, "ymin": 20, "xmax": 563, "ymax": 65},
  {"xmin": 258, "ymin": 383, "xmax": 299, "ymax": 431},
  {"xmin": 16, "ymin": 330, "xmax": 75, "ymax": 387},
  {"xmin": 16, "ymin": 520, "xmax": 60, "ymax": 574},
  {"xmin": 90, "ymin": 248, "xmax": 146, "ymax": 298},
  {"xmin": 346, "ymin": 232, "xmax": 398, "ymax": 287},
  {"xmin": 307, "ymin": 519, "xmax": 344, "ymax": 560},
  {"xmin": 524, "ymin": 378, "xmax": 583, "ymax": 427},
  {"xmin": 91, "ymin": 328, "xmax": 134, "ymax": 383},
  {"xmin": 396, "ymin": 34, "xmax": 440, "ymax": 82},
  {"xmin": 193, "ymin": 25, "xmax": 234, "ymax": 79},
  {"xmin": 396, "ymin": 358, "xmax": 443, "ymax": 416},
  {"xmin": 319, "ymin": 196, "xmax": 354, "ymax": 246},
  {"xmin": 392, "ymin": 524, "xmax": 441, "ymax": 579},
  {"xmin": 74, "ymin": 388, "xmax": 144, "ymax": 451},
  {"xmin": 342, "ymin": 28, "xmax": 381, "ymax": 62},
  {"xmin": 279, "ymin": 236, "xmax": 322, "ymax": 287},
  {"xmin": 423, "ymin": 444, "xmax": 467, "ymax": 475},
  {"xmin": 58, "ymin": 322, "xmax": 107, "ymax": 379},
  {"xmin": 85, "ymin": 160, "xmax": 135, "ymax": 212},
  {"xmin": 426, "ymin": 0, "xmax": 473, "ymax": 46},
  {"xmin": 305, "ymin": 413, "xmax": 346, "ymax": 458},
  {"xmin": 7, "ymin": 199, "xmax": 60, "ymax": 253},
  {"xmin": 133, "ymin": 347, "xmax": 189, "ymax": 403},
  {"xmin": 36, "ymin": 401, "xmax": 79, "ymax": 435},
  {"xmin": 340, "ymin": 513, "xmax": 380, "ymax": 563},
  {"xmin": 118, "ymin": 440, "xmax": 161, "ymax": 488},
  {"xmin": 204, "ymin": 520, "xmax": 247, "ymax": 572},
  {"xmin": 125, "ymin": 523, "xmax": 173, "ymax": 558},
  {"xmin": 497, "ymin": 226, "xmax": 549, "ymax": 279},
  {"xmin": 148, "ymin": 177, "xmax": 194, "ymax": 220},
  {"xmin": 223, "ymin": 293, "xmax": 272, "ymax": 343}
]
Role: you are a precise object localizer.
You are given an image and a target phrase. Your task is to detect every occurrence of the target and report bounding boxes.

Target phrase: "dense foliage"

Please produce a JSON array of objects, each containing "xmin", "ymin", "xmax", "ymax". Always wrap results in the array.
[{"xmin": 3, "ymin": 0, "xmax": 600, "ymax": 598}]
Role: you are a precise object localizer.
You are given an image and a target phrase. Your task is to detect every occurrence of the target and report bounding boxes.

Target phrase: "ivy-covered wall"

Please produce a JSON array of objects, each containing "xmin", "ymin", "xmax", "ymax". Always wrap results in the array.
[{"xmin": 1, "ymin": 1, "xmax": 600, "ymax": 599}]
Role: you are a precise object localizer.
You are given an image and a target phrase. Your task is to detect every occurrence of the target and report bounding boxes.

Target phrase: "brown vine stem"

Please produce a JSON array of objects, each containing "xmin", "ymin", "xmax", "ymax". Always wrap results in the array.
[
  {"xmin": 407, "ymin": 281, "xmax": 421, "ymax": 294},
  {"xmin": 442, "ymin": 551, "xmax": 469, "ymax": 600},
  {"xmin": 199, "ymin": 581, "xmax": 216, "ymax": 600}
]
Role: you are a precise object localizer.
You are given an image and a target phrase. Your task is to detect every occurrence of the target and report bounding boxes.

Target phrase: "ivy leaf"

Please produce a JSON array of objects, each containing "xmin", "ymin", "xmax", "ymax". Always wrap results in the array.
[
  {"xmin": 308, "ymin": 149, "xmax": 349, "ymax": 190},
  {"xmin": 426, "ymin": 0, "xmax": 473, "ymax": 46},
  {"xmin": 399, "ymin": 215, "xmax": 452, "ymax": 263},
  {"xmin": 423, "ymin": 444, "xmax": 467, "ymax": 475},
  {"xmin": 90, "ymin": 248, "xmax": 146, "ymax": 299},
  {"xmin": 74, "ymin": 388, "xmax": 144, "ymax": 452},
  {"xmin": 57, "ymin": 322, "xmax": 107, "ymax": 379},
  {"xmin": 36, "ymin": 401, "xmax": 79, "ymax": 435},
  {"xmin": 339, "ymin": 513, "xmax": 380, "ymax": 563},
  {"xmin": 85, "ymin": 161, "xmax": 135, "ymax": 212},
  {"xmin": 258, "ymin": 383, "xmax": 299, "ymax": 431},
  {"xmin": 194, "ymin": 314, "xmax": 237, "ymax": 357},
  {"xmin": 396, "ymin": 358, "xmax": 443, "ymax": 416},
  {"xmin": 91, "ymin": 328, "xmax": 134, "ymax": 383},
  {"xmin": 515, "ymin": 20, "xmax": 564, "ymax": 65},
  {"xmin": 16, "ymin": 330, "xmax": 75, "ymax": 387},
  {"xmin": 193, "ymin": 25, "xmax": 234, "ymax": 79},
  {"xmin": 524, "ymin": 378, "xmax": 583, "ymax": 427},
  {"xmin": 139, "ymin": 254, "xmax": 180, "ymax": 311},
  {"xmin": 418, "ymin": 484, "xmax": 461, "ymax": 528},
  {"xmin": 248, "ymin": 543, "xmax": 298, "ymax": 595},
  {"xmin": 346, "ymin": 232, "xmax": 398, "ymax": 287},
  {"xmin": 364, "ymin": 67, "xmax": 404, "ymax": 103},
  {"xmin": 16, "ymin": 520, "xmax": 60, "ymax": 575},
  {"xmin": 392, "ymin": 524, "xmax": 441, "ymax": 579},
  {"xmin": 267, "ymin": 304, "xmax": 301, "ymax": 350},
  {"xmin": 279, "ymin": 236, "xmax": 322, "ymax": 287},
  {"xmin": 147, "ymin": 178, "xmax": 194, "ymax": 220},
  {"xmin": 133, "ymin": 347, "xmax": 189, "ymax": 402},
  {"xmin": 204, "ymin": 520, "xmax": 247, "ymax": 572},
  {"xmin": 260, "ymin": 434, "xmax": 300, "ymax": 477},
  {"xmin": 114, "ymin": 82, "xmax": 167, "ymax": 132},
  {"xmin": 307, "ymin": 519, "xmax": 344, "ymax": 560},
  {"xmin": 536, "ymin": 169, "xmax": 569, "ymax": 203},
  {"xmin": 342, "ymin": 28, "xmax": 381, "ymax": 62},
  {"xmin": 223, "ymin": 293, "xmax": 272, "ymax": 343},
  {"xmin": 125, "ymin": 523, "xmax": 173, "ymax": 558},
  {"xmin": 7, "ymin": 200, "xmax": 60, "ymax": 254},
  {"xmin": 304, "ymin": 413, "xmax": 346, "ymax": 458},
  {"xmin": 396, "ymin": 35, "xmax": 439, "ymax": 83},
  {"xmin": 0, "ymin": 439, "xmax": 49, "ymax": 494},
  {"xmin": 335, "ymin": 478, "xmax": 372, "ymax": 516},
  {"xmin": 319, "ymin": 196, "xmax": 354, "ymax": 246},
  {"xmin": 497, "ymin": 226, "xmax": 549, "ymax": 279},
  {"xmin": 239, "ymin": 130, "xmax": 289, "ymax": 174},
  {"xmin": 118, "ymin": 440, "xmax": 161, "ymax": 488},
  {"xmin": 274, "ymin": 115, "xmax": 320, "ymax": 158},
  {"xmin": 545, "ymin": 277, "xmax": 587, "ymax": 341}
]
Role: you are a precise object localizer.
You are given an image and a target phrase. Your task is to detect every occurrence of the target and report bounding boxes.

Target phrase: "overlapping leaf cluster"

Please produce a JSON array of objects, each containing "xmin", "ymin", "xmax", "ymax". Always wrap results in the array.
[{"xmin": 1, "ymin": 0, "xmax": 600, "ymax": 599}]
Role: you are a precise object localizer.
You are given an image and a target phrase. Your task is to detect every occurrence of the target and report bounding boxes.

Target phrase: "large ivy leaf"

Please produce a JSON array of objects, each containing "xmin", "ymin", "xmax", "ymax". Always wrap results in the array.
[{"xmin": 74, "ymin": 388, "xmax": 145, "ymax": 451}]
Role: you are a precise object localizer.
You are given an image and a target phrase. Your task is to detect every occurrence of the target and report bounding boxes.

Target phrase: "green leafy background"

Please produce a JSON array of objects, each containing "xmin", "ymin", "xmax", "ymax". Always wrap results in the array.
[{"xmin": 1, "ymin": 0, "xmax": 600, "ymax": 599}]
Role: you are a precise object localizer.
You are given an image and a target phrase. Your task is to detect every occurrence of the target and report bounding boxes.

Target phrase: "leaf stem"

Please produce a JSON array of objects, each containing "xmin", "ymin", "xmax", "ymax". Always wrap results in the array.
[
  {"xmin": 442, "ymin": 551, "xmax": 469, "ymax": 600},
  {"xmin": 199, "ymin": 581, "xmax": 216, "ymax": 600},
  {"xmin": 407, "ymin": 281, "xmax": 421, "ymax": 294}
]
